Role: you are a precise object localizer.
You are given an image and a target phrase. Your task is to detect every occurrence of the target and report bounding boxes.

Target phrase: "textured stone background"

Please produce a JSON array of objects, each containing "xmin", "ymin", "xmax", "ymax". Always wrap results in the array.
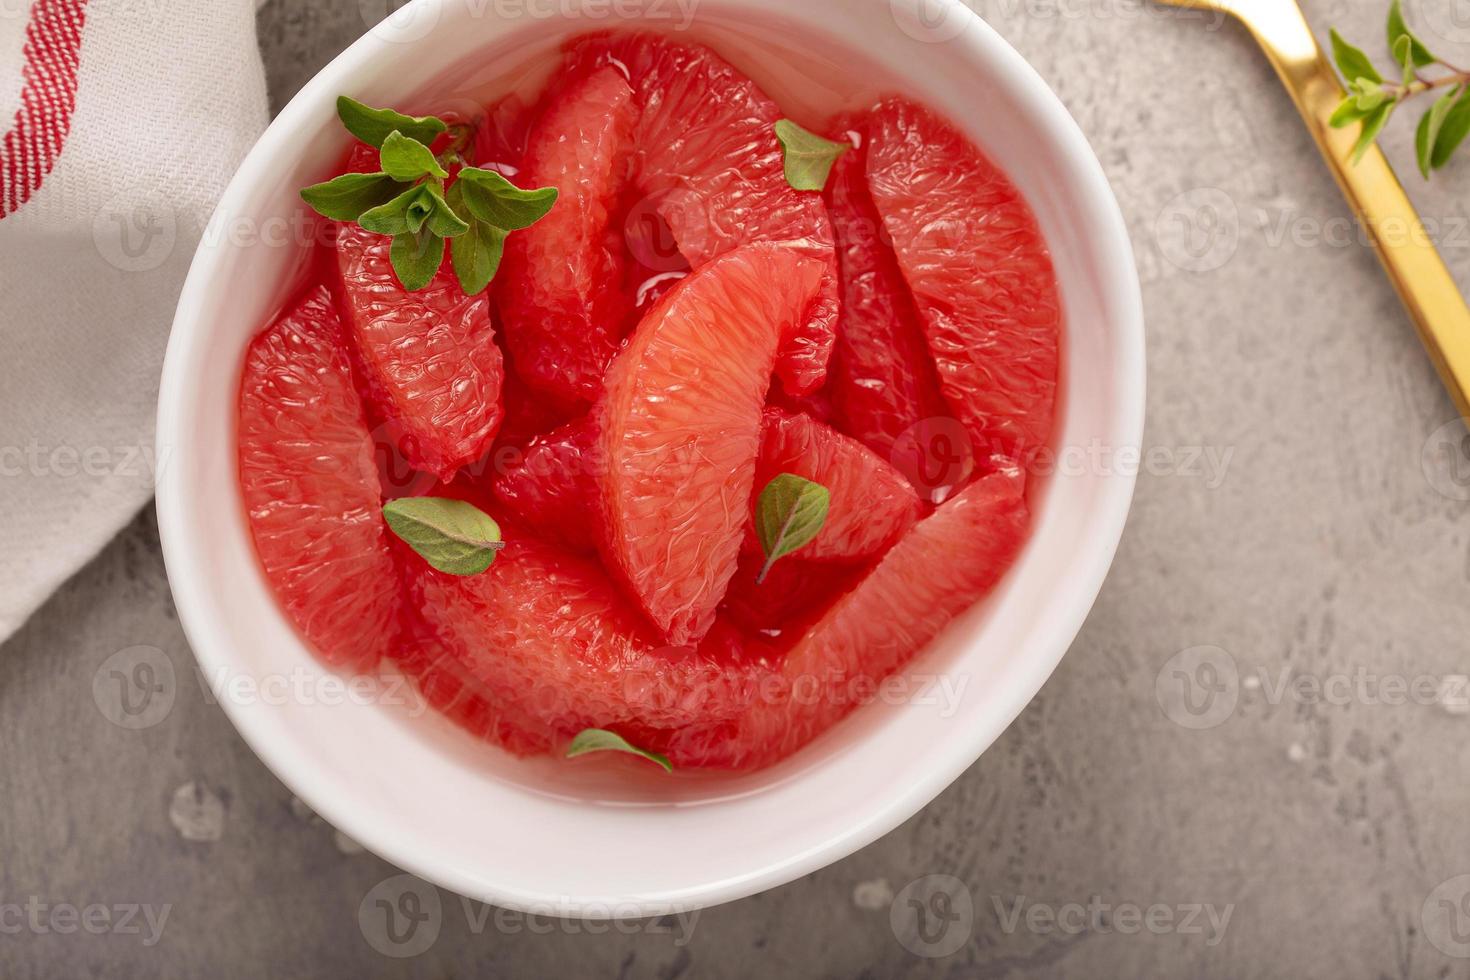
[{"xmin": 5, "ymin": 0, "xmax": 1470, "ymax": 976}]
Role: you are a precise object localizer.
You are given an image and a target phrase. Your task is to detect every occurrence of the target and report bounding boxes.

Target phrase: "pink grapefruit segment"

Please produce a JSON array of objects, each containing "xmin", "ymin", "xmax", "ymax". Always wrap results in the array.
[
  {"xmin": 491, "ymin": 415, "xmax": 601, "ymax": 554},
  {"xmin": 333, "ymin": 146, "xmax": 506, "ymax": 479},
  {"xmin": 866, "ymin": 98, "xmax": 1061, "ymax": 462},
  {"xmin": 824, "ymin": 131, "xmax": 949, "ymax": 462},
  {"xmin": 598, "ymin": 242, "xmax": 827, "ymax": 646},
  {"xmin": 663, "ymin": 467, "xmax": 1029, "ymax": 769},
  {"xmin": 750, "ymin": 408, "xmax": 922, "ymax": 563},
  {"xmin": 237, "ymin": 285, "xmax": 400, "ymax": 670},
  {"xmin": 406, "ymin": 530, "xmax": 770, "ymax": 745},
  {"xmin": 497, "ymin": 65, "xmax": 639, "ymax": 406},
  {"xmin": 568, "ymin": 33, "xmax": 840, "ymax": 395}
]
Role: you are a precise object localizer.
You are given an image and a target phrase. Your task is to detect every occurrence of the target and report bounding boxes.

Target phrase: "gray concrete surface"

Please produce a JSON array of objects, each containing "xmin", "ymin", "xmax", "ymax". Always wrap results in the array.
[{"xmin": 6, "ymin": 0, "xmax": 1470, "ymax": 976}]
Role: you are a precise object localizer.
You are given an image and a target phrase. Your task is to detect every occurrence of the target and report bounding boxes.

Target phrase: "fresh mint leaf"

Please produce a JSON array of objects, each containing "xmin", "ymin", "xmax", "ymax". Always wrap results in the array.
[
  {"xmin": 1395, "ymin": 36, "xmax": 1416, "ymax": 87},
  {"xmin": 423, "ymin": 185, "xmax": 470, "ymax": 238},
  {"xmin": 1352, "ymin": 101, "xmax": 1394, "ymax": 164},
  {"xmin": 565, "ymin": 729, "xmax": 672, "ymax": 772},
  {"xmin": 456, "ymin": 168, "xmax": 558, "ymax": 230},
  {"xmin": 1416, "ymin": 85, "xmax": 1460, "ymax": 177},
  {"xmin": 299, "ymin": 171, "xmax": 407, "ymax": 221},
  {"xmin": 389, "ymin": 228, "xmax": 445, "ymax": 292},
  {"xmin": 754, "ymin": 473, "xmax": 830, "ymax": 584},
  {"xmin": 1331, "ymin": 29, "xmax": 1383, "ymax": 86},
  {"xmin": 1429, "ymin": 87, "xmax": 1470, "ymax": 169},
  {"xmin": 773, "ymin": 119, "xmax": 849, "ymax": 191},
  {"xmin": 1351, "ymin": 77, "xmax": 1388, "ymax": 111},
  {"xmin": 382, "ymin": 497, "xmax": 503, "ymax": 575},
  {"xmin": 451, "ymin": 222, "xmax": 506, "ymax": 295},
  {"xmin": 358, "ymin": 185, "xmax": 427, "ymax": 236},
  {"xmin": 1388, "ymin": 0, "xmax": 1435, "ymax": 68},
  {"xmin": 380, "ymin": 130, "xmax": 448, "ymax": 181},
  {"xmin": 1330, "ymin": 97, "xmax": 1372, "ymax": 129},
  {"xmin": 337, "ymin": 96, "xmax": 447, "ymax": 149}
]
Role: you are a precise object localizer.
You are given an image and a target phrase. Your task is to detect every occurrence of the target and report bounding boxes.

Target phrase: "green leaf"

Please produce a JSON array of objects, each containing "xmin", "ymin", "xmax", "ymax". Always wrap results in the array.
[
  {"xmin": 380, "ymin": 130, "xmax": 447, "ymax": 181},
  {"xmin": 1330, "ymin": 29, "xmax": 1383, "ymax": 85},
  {"xmin": 753, "ymin": 472, "xmax": 830, "ymax": 583},
  {"xmin": 389, "ymin": 228, "xmax": 445, "ymax": 292},
  {"xmin": 336, "ymin": 96, "xmax": 447, "ymax": 149},
  {"xmin": 382, "ymin": 497, "xmax": 503, "ymax": 575},
  {"xmin": 565, "ymin": 729, "xmax": 672, "ymax": 772},
  {"xmin": 1351, "ymin": 101, "xmax": 1394, "ymax": 164},
  {"xmin": 451, "ymin": 220, "xmax": 506, "ymax": 295},
  {"xmin": 1395, "ymin": 36, "xmax": 1416, "ymax": 87},
  {"xmin": 455, "ymin": 168, "xmax": 558, "ymax": 230},
  {"xmin": 299, "ymin": 171, "xmax": 407, "ymax": 221},
  {"xmin": 1330, "ymin": 97, "xmax": 1371, "ymax": 128},
  {"xmin": 422, "ymin": 185, "xmax": 470, "ymax": 238},
  {"xmin": 1430, "ymin": 87, "xmax": 1470, "ymax": 169},
  {"xmin": 1416, "ymin": 85, "xmax": 1460, "ymax": 177},
  {"xmin": 358, "ymin": 185, "xmax": 427, "ymax": 236},
  {"xmin": 773, "ymin": 119, "xmax": 850, "ymax": 191},
  {"xmin": 1352, "ymin": 77, "xmax": 1387, "ymax": 111},
  {"xmin": 1388, "ymin": 0, "xmax": 1436, "ymax": 68}
]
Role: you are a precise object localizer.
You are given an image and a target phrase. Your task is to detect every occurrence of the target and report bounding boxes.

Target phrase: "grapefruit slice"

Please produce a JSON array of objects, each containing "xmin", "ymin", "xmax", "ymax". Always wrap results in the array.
[
  {"xmin": 598, "ymin": 242, "xmax": 827, "ymax": 645},
  {"xmin": 866, "ymin": 98, "xmax": 1061, "ymax": 461},
  {"xmin": 406, "ymin": 530, "xmax": 771, "ymax": 744},
  {"xmin": 491, "ymin": 415, "xmax": 601, "ymax": 553},
  {"xmin": 663, "ymin": 467, "xmax": 1029, "ymax": 769},
  {"xmin": 237, "ymin": 285, "xmax": 400, "ymax": 670},
  {"xmin": 749, "ymin": 408, "xmax": 921, "ymax": 562},
  {"xmin": 497, "ymin": 65, "xmax": 639, "ymax": 406},
  {"xmin": 824, "ymin": 131, "xmax": 948, "ymax": 462},
  {"xmin": 721, "ymin": 551, "xmax": 864, "ymax": 638},
  {"xmin": 333, "ymin": 146, "xmax": 506, "ymax": 479},
  {"xmin": 568, "ymin": 33, "xmax": 840, "ymax": 395}
]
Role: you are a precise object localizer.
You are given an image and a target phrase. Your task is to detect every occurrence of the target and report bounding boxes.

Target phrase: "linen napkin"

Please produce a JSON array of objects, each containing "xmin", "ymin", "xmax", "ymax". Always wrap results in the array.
[{"xmin": 0, "ymin": 0, "xmax": 268, "ymax": 638}]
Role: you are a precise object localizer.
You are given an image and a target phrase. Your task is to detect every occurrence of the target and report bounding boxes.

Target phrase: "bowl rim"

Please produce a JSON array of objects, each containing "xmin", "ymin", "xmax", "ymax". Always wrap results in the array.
[{"xmin": 156, "ymin": 0, "xmax": 1145, "ymax": 916}]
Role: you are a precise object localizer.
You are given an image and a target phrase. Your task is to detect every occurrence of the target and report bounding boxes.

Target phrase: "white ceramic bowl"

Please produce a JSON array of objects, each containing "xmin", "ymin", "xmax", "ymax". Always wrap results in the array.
[{"xmin": 157, "ymin": 0, "xmax": 1143, "ymax": 916}]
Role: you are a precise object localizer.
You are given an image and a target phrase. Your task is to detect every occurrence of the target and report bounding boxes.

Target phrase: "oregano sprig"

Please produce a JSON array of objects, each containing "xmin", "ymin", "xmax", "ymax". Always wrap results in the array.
[
  {"xmin": 753, "ymin": 473, "xmax": 830, "ymax": 584},
  {"xmin": 1330, "ymin": 0, "xmax": 1470, "ymax": 176},
  {"xmin": 300, "ymin": 97, "xmax": 558, "ymax": 294}
]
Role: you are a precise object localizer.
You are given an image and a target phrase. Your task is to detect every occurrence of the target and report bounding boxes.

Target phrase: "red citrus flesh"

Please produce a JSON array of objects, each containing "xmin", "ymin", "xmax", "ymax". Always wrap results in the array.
[
  {"xmin": 660, "ymin": 467, "xmax": 1030, "ymax": 769},
  {"xmin": 866, "ymin": 97, "xmax": 1061, "ymax": 462},
  {"xmin": 406, "ymin": 530, "xmax": 771, "ymax": 745},
  {"xmin": 238, "ymin": 285, "xmax": 400, "ymax": 670},
  {"xmin": 598, "ymin": 242, "xmax": 827, "ymax": 646},
  {"xmin": 749, "ymin": 408, "xmax": 922, "ymax": 563},
  {"xmin": 491, "ymin": 415, "xmax": 601, "ymax": 554},
  {"xmin": 568, "ymin": 32, "xmax": 839, "ymax": 395},
  {"xmin": 824, "ymin": 132, "xmax": 949, "ymax": 462},
  {"xmin": 497, "ymin": 65, "xmax": 639, "ymax": 406},
  {"xmin": 334, "ymin": 148, "xmax": 506, "ymax": 479}
]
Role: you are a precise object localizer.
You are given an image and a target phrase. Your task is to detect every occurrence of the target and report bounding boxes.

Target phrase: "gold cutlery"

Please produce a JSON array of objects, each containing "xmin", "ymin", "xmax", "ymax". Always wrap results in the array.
[{"xmin": 1156, "ymin": 0, "xmax": 1470, "ymax": 420}]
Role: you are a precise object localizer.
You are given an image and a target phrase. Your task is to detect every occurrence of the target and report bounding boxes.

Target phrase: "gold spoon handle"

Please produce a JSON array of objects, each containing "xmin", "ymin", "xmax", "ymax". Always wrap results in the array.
[{"xmin": 1241, "ymin": 0, "xmax": 1470, "ymax": 420}]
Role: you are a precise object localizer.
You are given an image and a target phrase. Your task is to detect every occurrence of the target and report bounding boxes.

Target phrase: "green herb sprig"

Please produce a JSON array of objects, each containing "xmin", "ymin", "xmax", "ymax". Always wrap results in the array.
[
  {"xmin": 1331, "ymin": 0, "xmax": 1470, "ymax": 176},
  {"xmin": 301, "ymin": 96, "xmax": 558, "ymax": 293},
  {"xmin": 753, "ymin": 473, "xmax": 830, "ymax": 583},
  {"xmin": 566, "ymin": 729, "xmax": 672, "ymax": 772}
]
